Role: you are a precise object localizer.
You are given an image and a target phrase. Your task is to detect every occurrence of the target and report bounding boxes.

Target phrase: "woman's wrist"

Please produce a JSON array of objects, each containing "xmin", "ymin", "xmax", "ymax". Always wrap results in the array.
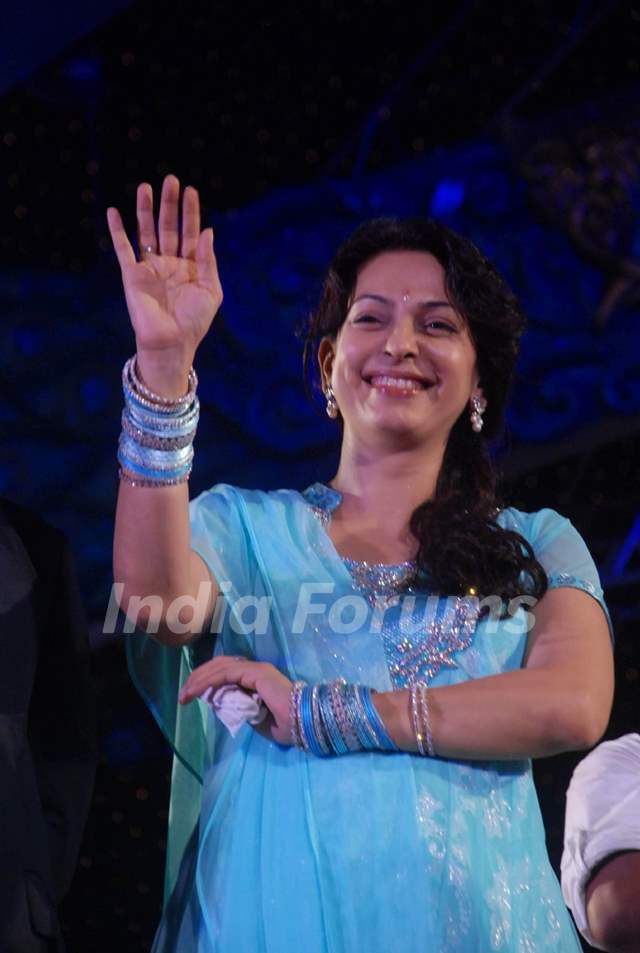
[
  {"xmin": 118, "ymin": 353, "xmax": 199, "ymax": 487},
  {"xmin": 371, "ymin": 691, "xmax": 405, "ymax": 748},
  {"xmin": 290, "ymin": 679, "xmax": 399, "ymax": 756},
  {"xmin": 372, "ymin": 689, "xmax": 436, "ymax": 755},
  {"xmin": 135, "ymin": 348, "xmax": 195, "ymax": 399}
]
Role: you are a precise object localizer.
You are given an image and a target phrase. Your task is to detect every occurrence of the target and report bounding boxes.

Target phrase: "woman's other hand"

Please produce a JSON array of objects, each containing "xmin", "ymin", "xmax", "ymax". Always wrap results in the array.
[
  {"xmin": 179, "ymin": 657, "xmax": 295, "ymax": 747},
  {"xmin": 106, "ymin": 174, "xmax": 223, "ymax": 396}
]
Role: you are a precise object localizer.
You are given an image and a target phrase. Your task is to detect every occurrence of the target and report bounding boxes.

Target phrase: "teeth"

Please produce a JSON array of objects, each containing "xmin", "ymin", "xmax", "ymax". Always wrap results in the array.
[{"xmin": 369, "ymin": 375, "xmax": 426, "ymax": 390}]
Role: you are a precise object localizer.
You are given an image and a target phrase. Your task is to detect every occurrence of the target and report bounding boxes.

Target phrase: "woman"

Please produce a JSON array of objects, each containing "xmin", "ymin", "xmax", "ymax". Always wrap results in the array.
[{"xmin": 108, "ymin": 175, "xmax": 614, "ymax": 951}]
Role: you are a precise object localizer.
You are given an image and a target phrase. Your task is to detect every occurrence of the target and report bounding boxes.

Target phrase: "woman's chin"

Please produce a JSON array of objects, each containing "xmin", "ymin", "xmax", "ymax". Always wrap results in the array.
[{"xmin": 364, "ymin": 410, "xmax": 438, "ymax": 441}]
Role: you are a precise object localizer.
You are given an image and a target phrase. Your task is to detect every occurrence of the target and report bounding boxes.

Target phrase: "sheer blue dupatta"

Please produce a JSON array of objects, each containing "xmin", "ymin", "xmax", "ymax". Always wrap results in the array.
[
  {"xmin": 229, "ymin": 487, "xmax": 446, "ymax": 951},
  {"xmin": 498, "ymin": 506, "xmax": 615, "ymax": 644},
  {"xmin": 126, "ymin": 483, "xmax": 260, "ymax": 906}
]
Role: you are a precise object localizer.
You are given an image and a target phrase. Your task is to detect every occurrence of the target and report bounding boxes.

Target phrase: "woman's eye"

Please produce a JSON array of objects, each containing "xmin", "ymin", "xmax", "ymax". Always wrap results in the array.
[
  {"xmin": 353, "ymin": 314, "xmax": 381, "ymax": 324},
  {"xmin": 424, "ymin": 319, "xmax": 456, "ymax": 333}
]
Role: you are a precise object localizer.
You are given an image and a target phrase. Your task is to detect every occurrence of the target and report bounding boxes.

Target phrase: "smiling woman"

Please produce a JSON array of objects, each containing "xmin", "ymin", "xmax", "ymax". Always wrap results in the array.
[
  {"xmin": 303, "ymin": 218, "xmax": 547, "ymax": 599},
  {"xmin": 111, "ymin": 182, "xmax": 614, "ymax": 953}
]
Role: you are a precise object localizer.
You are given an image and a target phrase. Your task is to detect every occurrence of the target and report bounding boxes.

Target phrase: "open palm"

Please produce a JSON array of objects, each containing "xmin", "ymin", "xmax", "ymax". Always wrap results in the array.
[{"xmin": 107, "ymin": 175, "xmax": 223, "ymax": 357}]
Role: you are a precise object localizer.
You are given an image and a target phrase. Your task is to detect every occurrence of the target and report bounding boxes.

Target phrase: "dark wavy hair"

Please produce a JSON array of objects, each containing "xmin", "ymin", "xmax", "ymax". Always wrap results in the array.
[{"xmin": 301, "ymin": 217, "xmax": 548, "ymax": 603}]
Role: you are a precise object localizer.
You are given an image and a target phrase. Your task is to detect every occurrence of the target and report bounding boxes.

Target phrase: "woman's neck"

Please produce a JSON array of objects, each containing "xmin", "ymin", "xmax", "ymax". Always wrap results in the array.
[{"xmin": 329, "ymin": 435, "xmax": 446, "ymax": 537}]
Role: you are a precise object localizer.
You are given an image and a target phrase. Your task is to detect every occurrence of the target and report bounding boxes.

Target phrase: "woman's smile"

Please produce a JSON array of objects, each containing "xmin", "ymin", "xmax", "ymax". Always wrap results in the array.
[{"xmin": 366, "ymin": 377, "xmax": 434, "ymax": 398}]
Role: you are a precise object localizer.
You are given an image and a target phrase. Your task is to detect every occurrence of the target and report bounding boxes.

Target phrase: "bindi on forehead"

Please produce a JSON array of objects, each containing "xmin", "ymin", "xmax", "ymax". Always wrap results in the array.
[{"xmin": 350, "ymin": 292, "xmax": 455, "ymax": 312}]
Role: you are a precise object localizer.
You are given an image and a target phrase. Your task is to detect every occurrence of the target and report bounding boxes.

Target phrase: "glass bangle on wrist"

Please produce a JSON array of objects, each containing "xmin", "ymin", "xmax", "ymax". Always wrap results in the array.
[
  {"xmin": 124, "ymin": 355, "xmax": 197, "ymax": 409},
  {"xmin": 409, "ymin": 681, "xmax": 435, "ymax": 757},
  {"xmin": 117, "ymin": 353, "xmax": 199, "ymax": 488},
  {"xmin": 289, "ymin": 679, "xmax": 398, "ymax": 756}
]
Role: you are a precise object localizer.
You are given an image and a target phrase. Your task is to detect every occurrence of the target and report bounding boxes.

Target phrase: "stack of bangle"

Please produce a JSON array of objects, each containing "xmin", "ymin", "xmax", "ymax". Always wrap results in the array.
[
  {"xmin": 409, "ymin": 681, "xmax": 435, "ymax": 757},
  {"xmin": 118, "ymin": 355, "xmax": 199, "ymax": 487},
  {"xmin": 290, "ymin": 677, "xmax": 399, "ymax": 756}
]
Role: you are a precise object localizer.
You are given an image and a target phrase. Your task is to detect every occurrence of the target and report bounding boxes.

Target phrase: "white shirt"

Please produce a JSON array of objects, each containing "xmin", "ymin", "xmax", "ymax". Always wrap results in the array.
[{"xmin": 561, "ymin": 733, "xmax": 640, "ymax": 949}]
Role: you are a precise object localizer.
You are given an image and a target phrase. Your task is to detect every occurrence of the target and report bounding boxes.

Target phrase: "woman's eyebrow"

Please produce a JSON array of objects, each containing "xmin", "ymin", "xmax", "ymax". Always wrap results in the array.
[{"xmin": 352, "ymin": 293, "xmax": 454, "ymax": 309}]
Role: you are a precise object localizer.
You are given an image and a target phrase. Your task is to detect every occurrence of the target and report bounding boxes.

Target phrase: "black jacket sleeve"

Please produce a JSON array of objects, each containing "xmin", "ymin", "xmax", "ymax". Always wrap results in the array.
[{"xmin": 27, "ymin": 522, "xmax": 98, "ymax": 901}]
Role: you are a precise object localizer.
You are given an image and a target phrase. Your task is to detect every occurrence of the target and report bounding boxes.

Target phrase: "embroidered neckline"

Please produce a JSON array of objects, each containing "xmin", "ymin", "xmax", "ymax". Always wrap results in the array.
[{"xmin": 300, "ymin": 482, "xmax": 480, "ymax": 686}]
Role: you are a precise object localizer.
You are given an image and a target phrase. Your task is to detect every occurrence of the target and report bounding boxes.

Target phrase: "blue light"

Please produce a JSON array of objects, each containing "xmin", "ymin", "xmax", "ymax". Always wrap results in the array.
[
  {"xmin": 81, "ymin": 376, "xmax": 109, "ymax": 412},
  {"xmin": 430, "ymin": 179, "xmax": 465, "ymax": 216}
]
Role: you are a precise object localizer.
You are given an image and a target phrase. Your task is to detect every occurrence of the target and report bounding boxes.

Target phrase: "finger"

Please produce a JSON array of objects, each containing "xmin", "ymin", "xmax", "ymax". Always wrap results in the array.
[
  {"xmin": 181, "ymin": 186, "xmax": 201, "ymax": 260},
  {"xmin": 136, "ymin": 182, "xmax": 157, "ymax": 256},
  {"xmin": 186, "ymin": 654, "xmax": 248, "ymax": 683},
  {"xmin": 196, "ymin": 228, "xmax": 222, "ymax": 295},
  {"xmin": 179, "ymin": 660, "xmax": 257, "ymax": 703},
  {"xmin": 106, "ymin": 207, "xmax": 136, "ymax": 270},
  {"xmin": 186, "ymin": 661, "xmax": 260, "ymax": 701},
  {"xmin": 158, "ymin": 174, "xmax": 180, "ymax": 256}
]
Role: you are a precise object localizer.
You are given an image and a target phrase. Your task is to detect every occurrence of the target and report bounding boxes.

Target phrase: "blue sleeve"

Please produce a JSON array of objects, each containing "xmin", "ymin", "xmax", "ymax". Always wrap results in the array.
[
  {"xmin": 190, "ymin": 483, "xmax": 259, "ymax": 654},
  {"xmin": 127, "ymin": 482, "xmax": 258, "ymax": 906},
  {"xmin": 500, "ymin": 507, "xmax": 614, "ymax": 644}
]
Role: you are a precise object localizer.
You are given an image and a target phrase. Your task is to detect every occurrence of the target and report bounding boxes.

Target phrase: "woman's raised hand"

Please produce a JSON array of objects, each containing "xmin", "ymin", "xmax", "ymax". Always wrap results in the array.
[{"xmin": 107, "ymin": 175, "xmax": 223, "ymax": 395}]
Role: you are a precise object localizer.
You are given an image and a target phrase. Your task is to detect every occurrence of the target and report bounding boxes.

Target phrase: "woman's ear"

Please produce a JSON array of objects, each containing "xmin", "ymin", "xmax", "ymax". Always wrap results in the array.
[{"xmin": 317, "ymin": 337, "xmax": 335, "ymax": 392}]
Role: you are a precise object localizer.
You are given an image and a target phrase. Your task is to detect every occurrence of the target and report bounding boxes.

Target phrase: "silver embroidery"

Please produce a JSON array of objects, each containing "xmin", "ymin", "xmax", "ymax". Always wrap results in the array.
[
  {"xmin": 382, "ymin": 597, "xmax": 480, "ymax": 688},
  {"xmin": 486, "ymin": 856, "xmax": 513, "ymax": 949},
  {"xmin": 547, "ymin": 572, "xmax": 599, "ymax": 599},
  {"xmin": 309, "ymin": 503, "xmax": 330, "ymax": 529},
  {"xmin": 302, "ymin": 482, "xmax": 481, "ymax": 688}
]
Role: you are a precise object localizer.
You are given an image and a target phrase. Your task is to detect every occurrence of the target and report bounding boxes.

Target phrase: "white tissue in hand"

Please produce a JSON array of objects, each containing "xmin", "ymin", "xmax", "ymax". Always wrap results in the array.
[{"xmin": 201, "ymin": 683, "xmax": 267, "ymax": 737}]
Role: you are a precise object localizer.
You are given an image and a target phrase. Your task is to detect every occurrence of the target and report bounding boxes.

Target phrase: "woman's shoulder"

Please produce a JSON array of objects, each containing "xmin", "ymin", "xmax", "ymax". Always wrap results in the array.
[
  {"xmin": 497, "ymin": 504, "xmax": 572, "ymax": 547},
  {"xmin": 190, "ymin": 482, "xmax": 304, "ymax": 513}
]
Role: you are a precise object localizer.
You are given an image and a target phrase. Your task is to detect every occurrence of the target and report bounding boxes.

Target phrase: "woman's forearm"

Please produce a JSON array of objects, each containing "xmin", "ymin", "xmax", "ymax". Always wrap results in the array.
[
  {"xmin": 374, "ymin": 667, "xmax": 603, "ymax": 761},
  {"xmin": 113, "ymin": 480, "xmax": 221, "ymax": 644},
  {"xmin": 114, "ymin": 480, "xmax": 192, "ymax": 604}
]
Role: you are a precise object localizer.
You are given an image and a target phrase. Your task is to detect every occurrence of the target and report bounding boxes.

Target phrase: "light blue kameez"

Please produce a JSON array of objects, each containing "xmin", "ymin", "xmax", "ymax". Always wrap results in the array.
[{"xmin": 128, "ymin": 482, "xmax": 613, "ymax": 952}]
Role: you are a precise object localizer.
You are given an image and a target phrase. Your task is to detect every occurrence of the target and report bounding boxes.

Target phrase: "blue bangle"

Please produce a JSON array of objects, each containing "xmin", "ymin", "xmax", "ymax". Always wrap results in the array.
[
  {"xmin": 310, "ymin": 685, "xmax": 331, "ymax": 756},
  {"xmin": 119, "ymin": 434, "xmax": 194, "ymax": 470},
  {"xmin": 300, "ymin": 686, "xmax": 328, "ymax": 758},
  {"xmin": 358, "ymin": 686, "xmax": 399, "ymax": 751},
  {"xmin": 117, "ymin": 451, "xmax": 192, "ymax": 482}
]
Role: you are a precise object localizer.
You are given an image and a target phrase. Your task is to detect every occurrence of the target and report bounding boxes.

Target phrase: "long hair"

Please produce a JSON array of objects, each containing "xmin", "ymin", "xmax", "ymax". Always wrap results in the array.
[{"xmin": 301, "ymin": 217, "xmax": 547, "ymax": 603}]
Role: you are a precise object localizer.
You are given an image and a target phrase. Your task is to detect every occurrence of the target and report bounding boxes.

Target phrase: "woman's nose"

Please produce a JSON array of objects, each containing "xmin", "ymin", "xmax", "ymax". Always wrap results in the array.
[{"xmin": 383, "ymin": 317, "xmax": 418, "ymax": 357}]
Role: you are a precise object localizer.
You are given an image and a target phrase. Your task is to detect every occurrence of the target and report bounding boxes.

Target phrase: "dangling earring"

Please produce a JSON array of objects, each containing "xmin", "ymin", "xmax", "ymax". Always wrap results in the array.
[
  {"xmin": 325, "ymin": 384, "xmax": 338, "ymax": 419},
  {"xmin": 470, "ymin": 395, "xmax": 487, "ymax": 433}
]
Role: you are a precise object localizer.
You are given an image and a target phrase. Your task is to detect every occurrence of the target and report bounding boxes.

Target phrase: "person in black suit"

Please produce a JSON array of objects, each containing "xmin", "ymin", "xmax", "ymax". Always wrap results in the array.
[{"xmin": 0, "ymin": 499, "xmax": 97, "ymax": 953}]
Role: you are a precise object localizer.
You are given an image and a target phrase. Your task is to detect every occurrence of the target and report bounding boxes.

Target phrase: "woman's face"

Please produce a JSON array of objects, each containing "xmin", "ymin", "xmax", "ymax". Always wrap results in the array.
[{"xmin": 319, "ymin": 249, "xmax": 482, "ymax": 445}]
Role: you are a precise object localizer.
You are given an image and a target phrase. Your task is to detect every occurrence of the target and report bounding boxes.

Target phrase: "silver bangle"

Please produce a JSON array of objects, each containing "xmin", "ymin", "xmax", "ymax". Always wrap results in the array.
[
  {"xmin": 409, "ymin": 683, "xmax": 426, "ymax": 756},
  {"xmin": 330, "ymin": 679, "xmax": 361, "ymax": 752},
  {"xmin": 290, "ymin": 680, "xmax": 306, "ymax": 749},
  {"xmin": 125, "ymin": 355, "xmax": 198, "ymax": 409},
  {"xmin": 417, "ymin": 682, "xmax": 435, "ymax": 757}
]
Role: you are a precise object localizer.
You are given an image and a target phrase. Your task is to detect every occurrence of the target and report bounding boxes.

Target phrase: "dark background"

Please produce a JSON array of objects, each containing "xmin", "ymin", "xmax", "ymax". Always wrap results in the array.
[{"xmin": 1, "ymin": 1, "xmax": 639, "ymax": 950}]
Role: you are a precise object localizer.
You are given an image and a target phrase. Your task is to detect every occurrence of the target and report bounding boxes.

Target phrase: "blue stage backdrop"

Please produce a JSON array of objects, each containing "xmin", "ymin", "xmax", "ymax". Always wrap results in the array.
[{"xmin": 1, "ymin": 138, "xmax": 637, "ymax": 616}]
